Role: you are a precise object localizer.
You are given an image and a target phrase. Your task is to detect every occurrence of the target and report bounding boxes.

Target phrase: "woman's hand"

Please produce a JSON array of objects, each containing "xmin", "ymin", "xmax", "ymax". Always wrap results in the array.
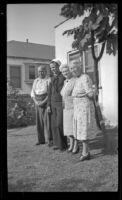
[
  {"xmin": 87, "ymin": 91, "xmax": 94, "ymax": 98},
  {"xmin": 47, "ymin": 106, "xmax": 51, "ymax": 113},
  {"xmin": 77, "ymin": 89, "xmax": 86, "ymax": 96}
]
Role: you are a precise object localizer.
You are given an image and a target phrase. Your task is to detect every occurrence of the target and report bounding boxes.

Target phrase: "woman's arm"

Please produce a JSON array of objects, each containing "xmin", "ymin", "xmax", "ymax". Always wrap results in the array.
[{"xmin": 83, "ymin": 74, "xmax": 94, "ymax": 98}]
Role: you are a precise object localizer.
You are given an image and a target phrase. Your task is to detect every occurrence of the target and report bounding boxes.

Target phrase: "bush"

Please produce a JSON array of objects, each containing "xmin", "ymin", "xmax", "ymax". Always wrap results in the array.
[{"xmin": 7, "ymin": 80, "xmax": 36, "ymax": 129}]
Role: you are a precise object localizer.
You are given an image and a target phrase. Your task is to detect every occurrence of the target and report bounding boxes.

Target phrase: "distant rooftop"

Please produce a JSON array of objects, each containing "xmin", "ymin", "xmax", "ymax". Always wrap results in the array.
[{"xmin": 7, "ymin": 40, "xmax": 55, "ymax": 60}]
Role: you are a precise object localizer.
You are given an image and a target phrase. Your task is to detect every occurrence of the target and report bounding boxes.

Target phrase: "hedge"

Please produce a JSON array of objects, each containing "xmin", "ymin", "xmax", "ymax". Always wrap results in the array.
[{"xmin": 7, "ymin": 94, "xmax": 36, "ymax": 129}]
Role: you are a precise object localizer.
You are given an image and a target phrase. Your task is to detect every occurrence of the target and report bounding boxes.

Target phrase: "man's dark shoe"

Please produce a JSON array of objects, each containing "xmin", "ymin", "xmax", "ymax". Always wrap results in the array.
[
  {"xmin": 47, "ymin": 140, "xmax": 53, "ymax": 147},
  {"xmin": 36, "ymin": 142, "xmax": 45, "ymax": 145},
  {"xmin": 36, "ymin": 142, "xmax": 41, "ymax": 145},
  {"xmin": 53, "ymin": 146, "xmax": 59, "ymax": 150},
  {"xmin": 60, "ymin": 148, "xmax": 66, "ymax": 152},
  {"xmin": 48, "ymin": 142, "xmax": 53, "ymax": 147}
]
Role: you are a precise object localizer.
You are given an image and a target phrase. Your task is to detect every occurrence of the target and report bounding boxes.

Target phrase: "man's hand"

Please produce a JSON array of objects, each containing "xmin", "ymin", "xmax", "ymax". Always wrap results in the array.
[{"xmin": 32, "ymin": 98, "xmax": 38, "ymax": 105}]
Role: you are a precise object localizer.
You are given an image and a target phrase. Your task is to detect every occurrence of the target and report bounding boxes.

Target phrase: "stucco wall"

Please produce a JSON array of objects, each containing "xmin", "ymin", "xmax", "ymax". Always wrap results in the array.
[
  {"xmin": 54, "ymin": 18, "xmax": 118, "ymax": 126},
  {"xmin": 55, "ymin": 15, "xmax": 87, "ymax": 63},
  {"xmin": 99, "ymin": 47, "xmax": 118, "ymax": 125}
]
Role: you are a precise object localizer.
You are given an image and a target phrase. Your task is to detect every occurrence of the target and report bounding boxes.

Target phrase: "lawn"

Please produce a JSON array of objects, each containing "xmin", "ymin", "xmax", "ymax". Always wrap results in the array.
[{"xmin": 7, "ymin": 125, "xmax": 118, "ymax": 192}]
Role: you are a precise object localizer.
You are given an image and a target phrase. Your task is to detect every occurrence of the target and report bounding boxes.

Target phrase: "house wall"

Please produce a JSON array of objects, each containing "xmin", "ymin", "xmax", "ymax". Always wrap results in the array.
[
  {"xmin": 7, "ymin": 57, "xmax": 51, "ymax": 94},
  {"xmin": 99, "ymin": 46, "xmax": 118, "ymax": 126},
  {"xmin": 54, "ymin": 18, "xmax": 118, "ymax": 126},
  {"xmin": 55, "ymin": 16, "xmax": 87, "ymax": 63}
]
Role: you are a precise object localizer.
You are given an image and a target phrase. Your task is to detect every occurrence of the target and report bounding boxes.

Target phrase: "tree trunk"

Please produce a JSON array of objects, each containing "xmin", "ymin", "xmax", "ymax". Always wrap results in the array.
[{"xmin": 94, "ymin": 59, "xmax": 99, "ymax": 102}]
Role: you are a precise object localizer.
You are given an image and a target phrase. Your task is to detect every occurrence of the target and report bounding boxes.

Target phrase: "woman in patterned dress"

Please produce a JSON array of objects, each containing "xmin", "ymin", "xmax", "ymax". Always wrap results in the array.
[
  {"xmin": 60, "ymin": 64, "xmax": 77, "ymax": 153},
  {"xmin": 69, "ymin": 60, "xmax": 99, "ymax": 161}
]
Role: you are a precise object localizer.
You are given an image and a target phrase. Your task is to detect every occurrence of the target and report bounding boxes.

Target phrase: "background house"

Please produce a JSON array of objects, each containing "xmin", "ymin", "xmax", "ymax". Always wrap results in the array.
[
  {"xmin": 54, "ymin": 17, "xmax": 118, "ymax": 126},
  {"xmin": 7, "ymin": 40, "xmax": 55, "ymax": 94}
]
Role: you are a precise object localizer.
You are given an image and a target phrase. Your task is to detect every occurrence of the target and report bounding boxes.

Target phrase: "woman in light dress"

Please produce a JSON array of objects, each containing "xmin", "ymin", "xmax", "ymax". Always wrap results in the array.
[
  {"xmin": 69, "ymin": 60, "xmax": 99, "ymax": 161},
  {"xmin": 60, "ymin": 64, "xmax": 78, "ymax": 153}
]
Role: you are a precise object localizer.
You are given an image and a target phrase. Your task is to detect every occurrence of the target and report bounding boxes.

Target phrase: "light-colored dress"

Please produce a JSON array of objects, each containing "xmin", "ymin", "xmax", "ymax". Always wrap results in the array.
[
  {"xmin": 60, "ymin": 77, "xmax": 76, "ymax": 136},
  {"xmin": 72, "ymin": 74, "xmax": 99, "ymax": 141}
]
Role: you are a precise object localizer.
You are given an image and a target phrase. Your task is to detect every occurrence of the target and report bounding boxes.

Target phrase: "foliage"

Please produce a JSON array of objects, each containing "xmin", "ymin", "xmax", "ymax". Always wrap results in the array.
[
  {"xmin": 60, "ymin": 3, "xmax": 118, "ymax": 55},
  {"xmin": 7, "ymin": 80, "xmax": 36, "ymax": 129}
]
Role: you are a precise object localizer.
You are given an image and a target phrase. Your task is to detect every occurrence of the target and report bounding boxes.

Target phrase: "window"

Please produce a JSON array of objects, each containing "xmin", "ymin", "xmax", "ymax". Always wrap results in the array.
[
  {"xmin": 68, "ymin": 50, "xmax": 83, "ymax": 67},
  {"xmin": 9, "ymin": 65, "xmax": 21, "ymax": 88},
  {"xmin": 29, "ymin": 65, "xmax": 36, "ymax": 79},
  {"xmin": 68, "ymin": 45, "xmax": 98, "ymax": 85}
]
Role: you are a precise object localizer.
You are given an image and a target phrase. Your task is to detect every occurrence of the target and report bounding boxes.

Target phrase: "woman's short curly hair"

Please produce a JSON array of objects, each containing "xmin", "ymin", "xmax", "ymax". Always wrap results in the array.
[{"xmin": 59, "ymin": 63, "xmax": 69, "ymax": 72}]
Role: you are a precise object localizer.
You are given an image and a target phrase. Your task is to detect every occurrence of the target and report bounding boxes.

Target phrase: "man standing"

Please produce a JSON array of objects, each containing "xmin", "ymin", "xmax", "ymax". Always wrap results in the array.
[
  {"xmin": 47, "ymin": 59, "xmax": 67, "ymax": 151},
  {"xmin": 31, "ymin": 65, "xmax": 52, "ymax": 146}
]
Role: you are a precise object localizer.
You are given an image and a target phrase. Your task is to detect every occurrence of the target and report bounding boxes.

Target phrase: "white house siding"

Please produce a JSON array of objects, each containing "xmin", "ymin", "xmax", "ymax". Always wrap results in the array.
[
  {"xmin": 7, "ymin": 57, "xmax": 50, "ymax": 94},
  {"xmin": 7, "ymin": 57, "xmax": 33, "ymax": 94},
  {"xmin": 54, "ymin": 18, "xmax": 118, "ymax": 126},
  {"xmin": 99, "ymin": 46, "xmax": 118, "ymax": 126},
  {"xmin": 55, "ymin": 15, "xmax": 88, "ymax": 63}
]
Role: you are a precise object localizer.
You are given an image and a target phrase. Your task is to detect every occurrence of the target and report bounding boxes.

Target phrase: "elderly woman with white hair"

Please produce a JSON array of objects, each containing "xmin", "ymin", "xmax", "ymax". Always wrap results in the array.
[
  {"xmin": 69, "ymin": 60, "xmax": 99, "ymax": 161},
  {"xmin": 60, "ymin": 63, "xmax": 77, "ymax": 153}
]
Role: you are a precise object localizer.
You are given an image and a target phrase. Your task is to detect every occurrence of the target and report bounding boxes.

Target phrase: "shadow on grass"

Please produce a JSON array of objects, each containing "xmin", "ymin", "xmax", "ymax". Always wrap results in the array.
[
  {"xmin": 8, "ymin": 179, "xmax": 35, "ymax": 192},
  {"xmin": 40, "ymin": 177, "xmax": 106, "ymax": 192}
]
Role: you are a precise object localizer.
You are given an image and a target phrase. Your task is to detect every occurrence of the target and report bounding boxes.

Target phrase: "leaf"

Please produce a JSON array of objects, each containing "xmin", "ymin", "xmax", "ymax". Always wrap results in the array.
[
  {"xmin": 61, "ymin": 3, "xmax": 118, "ymax": 56},
  {"xmin": 92, "ymin": 23, "xmax": 100, "ymax": 30},
  {"xmin": 72, "ymin": 40, "xmax": 79, "ymax": 49},
  {"xmin": 96, "ymin": 14, "xmax": 104, "ymax": 24}
]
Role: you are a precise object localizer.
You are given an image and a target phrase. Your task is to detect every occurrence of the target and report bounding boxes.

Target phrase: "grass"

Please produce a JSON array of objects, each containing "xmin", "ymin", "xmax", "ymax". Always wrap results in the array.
[{"xmin": 7, "ymin": 126, "xmax": 118, "ymax": 192}]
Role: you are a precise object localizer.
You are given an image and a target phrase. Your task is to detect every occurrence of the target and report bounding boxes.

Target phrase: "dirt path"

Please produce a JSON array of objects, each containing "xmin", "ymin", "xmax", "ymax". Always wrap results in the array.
[{"xmin": 7, "ymin": 126, "xmax": 118, "ymax": 192}]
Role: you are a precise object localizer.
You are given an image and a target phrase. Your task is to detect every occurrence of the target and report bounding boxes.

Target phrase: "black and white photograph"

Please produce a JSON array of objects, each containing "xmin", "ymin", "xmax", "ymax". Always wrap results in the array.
[{"xmin": 6, "ymin": 3, "xmax": 118, "ymax": 192}]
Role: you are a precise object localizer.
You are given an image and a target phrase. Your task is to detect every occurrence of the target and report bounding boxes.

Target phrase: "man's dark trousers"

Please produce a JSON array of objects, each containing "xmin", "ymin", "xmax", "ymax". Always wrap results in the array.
[{"xmin": 51, "ymin": 101, "xmax": 67, "ymax": 150}]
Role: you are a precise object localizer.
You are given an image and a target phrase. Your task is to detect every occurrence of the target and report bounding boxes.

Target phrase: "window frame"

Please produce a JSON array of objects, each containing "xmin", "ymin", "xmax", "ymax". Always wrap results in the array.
[{"xmin": 67, "ymin": 44, "xmax": 100, "ymax": 86}]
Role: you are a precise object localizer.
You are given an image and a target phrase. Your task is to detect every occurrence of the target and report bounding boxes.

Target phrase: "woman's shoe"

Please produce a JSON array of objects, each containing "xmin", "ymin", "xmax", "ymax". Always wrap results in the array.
[
  {"xmin": 67, "ymin": 146, "xmax": 73, "ymax": 152},
  {"xmin": 72, "ymin": 146, "xmax": 79, "ymax": 154},
  {"xmin": 79, "ymin": 152, "xmax": 90, "ymax": 161}
]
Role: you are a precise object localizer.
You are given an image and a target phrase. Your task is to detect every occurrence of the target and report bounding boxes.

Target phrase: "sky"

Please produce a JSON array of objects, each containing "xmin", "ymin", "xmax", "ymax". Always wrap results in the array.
[{"xmin": 7, "ymin": 4, "xmax": 66, "ymax": 46}]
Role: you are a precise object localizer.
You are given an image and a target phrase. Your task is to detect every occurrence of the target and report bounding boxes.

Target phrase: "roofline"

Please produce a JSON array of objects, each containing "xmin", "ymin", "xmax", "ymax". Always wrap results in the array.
[
  {"xmin": 7, "ymin": 56, "xmax": 52, "ymax": 61},
  {"xmin": 54, "ymin": 18, "xmax": 70, "ymax": 28},
  {"xmin": 7, "ymin": 40, "xmax": 55, "ymax": 48}
]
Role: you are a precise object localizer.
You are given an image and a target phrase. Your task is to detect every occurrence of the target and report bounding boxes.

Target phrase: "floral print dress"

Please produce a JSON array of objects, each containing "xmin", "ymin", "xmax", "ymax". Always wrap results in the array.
[{"xmin": 72, "ymin": 74, "xmax": 99, "ymax": 141}]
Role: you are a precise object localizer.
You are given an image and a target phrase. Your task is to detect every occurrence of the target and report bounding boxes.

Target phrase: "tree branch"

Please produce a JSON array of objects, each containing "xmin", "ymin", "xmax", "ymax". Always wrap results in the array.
[{"xmin": 97, "ymin": 41, "xmax": 106, "ymax": 61}]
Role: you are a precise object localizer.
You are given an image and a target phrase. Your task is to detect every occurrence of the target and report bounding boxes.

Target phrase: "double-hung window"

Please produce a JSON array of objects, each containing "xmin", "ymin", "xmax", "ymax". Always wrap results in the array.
[{"xmin": 29, "ymin": 65, "xmax": 36, "ymax": 80}]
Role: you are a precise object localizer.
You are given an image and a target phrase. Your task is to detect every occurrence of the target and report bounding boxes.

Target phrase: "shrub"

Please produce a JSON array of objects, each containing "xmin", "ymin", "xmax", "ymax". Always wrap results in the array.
[{"xmin": 7, "ymin": 80, "xmax": 36, "ymax": 129}]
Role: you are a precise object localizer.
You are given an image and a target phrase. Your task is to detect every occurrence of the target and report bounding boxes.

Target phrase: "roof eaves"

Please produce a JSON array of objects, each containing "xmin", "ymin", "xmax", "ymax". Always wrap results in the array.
[{"xmin": 54, "ymin": 18, "xmax": 70, "ymax": 28}]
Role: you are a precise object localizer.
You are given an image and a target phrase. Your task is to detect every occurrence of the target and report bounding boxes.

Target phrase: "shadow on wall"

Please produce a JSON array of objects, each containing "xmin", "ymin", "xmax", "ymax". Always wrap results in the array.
[{"xmin": 88, "ymin": 126, "xmax": 118, "ymax": 156}]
